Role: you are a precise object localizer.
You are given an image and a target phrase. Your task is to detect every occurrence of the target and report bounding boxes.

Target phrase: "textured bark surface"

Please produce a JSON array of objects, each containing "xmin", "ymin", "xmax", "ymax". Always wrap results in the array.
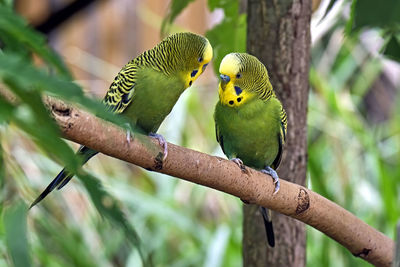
[
  {"xmin": 36, "ymin": 97, "xmax": 393, "ymax": 267},
  {"xmin": 395, "ymin": 223, "xmax": 400, "ymax": 267},
  {"xmin": 244, "ymin": 0, "xmax": 311, "ymax": 266}
]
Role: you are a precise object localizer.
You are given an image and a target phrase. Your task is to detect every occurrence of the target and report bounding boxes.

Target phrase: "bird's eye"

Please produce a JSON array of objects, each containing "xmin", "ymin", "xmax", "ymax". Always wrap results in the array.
[
  {"xmin": 198, "ymin": 57, "xmax": 203, "ymax": 62},
  {"xmin": 236, "ymin": 73, "xmax": 242, "ymax": 79}
]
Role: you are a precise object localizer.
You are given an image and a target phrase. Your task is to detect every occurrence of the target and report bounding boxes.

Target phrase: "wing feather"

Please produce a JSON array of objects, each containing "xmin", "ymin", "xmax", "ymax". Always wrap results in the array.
[
  {"xmin": 215, "ymin": 122, "xmax": 226, "ymax": 154},
  {"xmin": 271, "ymin": 105, "xmax": 287, "ymax": 169},
  {"xmin": 280, "ymin": 105, "xmax": 287, "ymax": 144},
  {"xmin": 103, "ymin": 61, "xmax": 137, "ymax": 114}
]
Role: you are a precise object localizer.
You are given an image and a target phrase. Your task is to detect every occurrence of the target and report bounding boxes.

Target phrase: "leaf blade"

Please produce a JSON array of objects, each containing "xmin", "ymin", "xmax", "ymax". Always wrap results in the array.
[{"xmin": 3, "ymin": 201, "xmax": 31, "ymax": 267}]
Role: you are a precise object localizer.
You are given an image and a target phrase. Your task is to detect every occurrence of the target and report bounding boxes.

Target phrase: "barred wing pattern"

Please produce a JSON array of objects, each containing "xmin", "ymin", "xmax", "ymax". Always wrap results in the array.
[
  {"xmin": 271, "ymin": 105, "xmax": 287, "ymax": 169},
  {"xmin": 102, "ymin": 33, "xmax": 207, "ymax": 114},
  {"xmin": 103, "ymin": 61, "xmax": 138, "ymax": 113}
]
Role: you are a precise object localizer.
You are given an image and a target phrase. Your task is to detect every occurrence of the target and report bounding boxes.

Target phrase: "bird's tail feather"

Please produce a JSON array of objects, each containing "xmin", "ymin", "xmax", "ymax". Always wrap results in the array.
[
  {"xmin": 30, "ymin": 145, "xmax": 98, "ymax": 208},
  {"xmin": 260, "ymin": 206, "xmax": 275, "ymax": 247},
  {"xmin": 29, "ymin": 168, "xmax": 73, "ymax": 209}
]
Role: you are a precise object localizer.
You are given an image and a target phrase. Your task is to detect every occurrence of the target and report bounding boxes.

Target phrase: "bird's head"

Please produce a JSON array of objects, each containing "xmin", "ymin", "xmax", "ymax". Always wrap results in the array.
[
  {"xmin": 169, "ymin": 32, "xmax": 213, "ymax": 88},
  {"xmin": 218, "ymin": 53, "xmax": 272, "ymax": 108}
]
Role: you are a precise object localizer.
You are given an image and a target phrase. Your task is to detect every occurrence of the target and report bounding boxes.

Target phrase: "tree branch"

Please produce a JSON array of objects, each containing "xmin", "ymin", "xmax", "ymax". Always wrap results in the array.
[{"xmin": 46, "ymin": 98, "xmax": 393, "ymax": 267}]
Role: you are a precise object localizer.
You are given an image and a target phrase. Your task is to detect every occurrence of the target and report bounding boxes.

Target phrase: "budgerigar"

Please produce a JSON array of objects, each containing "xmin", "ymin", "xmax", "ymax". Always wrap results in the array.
[
  {"xmin": 31, "ymin": 32, "xmax": 213, "ymax": 208},
  {"xmin": 213, "ymin": 53, "xmax": 287, "ymax": 247}
]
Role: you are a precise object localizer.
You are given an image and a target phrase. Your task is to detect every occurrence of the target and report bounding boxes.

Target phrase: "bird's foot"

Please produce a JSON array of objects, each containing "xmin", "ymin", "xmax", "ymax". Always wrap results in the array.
[
  {"xmin": 231, "ymin": 158, "xmax": 247, "ymax": 172},
  {"xmin": 124, "ymin": 123, "xmax": 134, "ymax": 144},
  {"xmin": 261, "ymin": 166, "xmax": 280, "ymax": 194},
  {"xmin": 149, "ymin": 133, "xmax": 168, "ymax": 161}
]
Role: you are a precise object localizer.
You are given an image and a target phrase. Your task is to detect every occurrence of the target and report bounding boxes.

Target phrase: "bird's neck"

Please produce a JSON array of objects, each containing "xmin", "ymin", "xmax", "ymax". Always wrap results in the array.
[
  {"xmin": 253, "ymin": 81, "xmax": 275, "ymax": 102},
  {"xmin": 235, "ymin": 97, "xmax": 271, "ymax": 118}
]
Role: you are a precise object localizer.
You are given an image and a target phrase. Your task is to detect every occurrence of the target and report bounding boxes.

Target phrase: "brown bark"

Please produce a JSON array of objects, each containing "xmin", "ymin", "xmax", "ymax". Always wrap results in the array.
[
  {"xmin": 41, "ymin": 98, "xmax": 393, "ymax": 267},
  {"xmin": 245, "ymin": 0, "xmax": 311, "ymax": 266},
  {"xmin": 395, "ymin": 223, "xmax": 400, "ymax": 267}
]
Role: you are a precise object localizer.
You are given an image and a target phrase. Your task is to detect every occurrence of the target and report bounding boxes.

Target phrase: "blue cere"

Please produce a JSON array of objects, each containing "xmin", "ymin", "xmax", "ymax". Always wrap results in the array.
[
  {"xmin": 220, "ymin": 74, "xmax": 230, "ymax": 82},
  {"xmin": 234, "ymin": 86, "xmax": 242, "ymax": 95},
  {"xmin": 191, "ymin": 69, "xmax": 198, "ymax": 77}
]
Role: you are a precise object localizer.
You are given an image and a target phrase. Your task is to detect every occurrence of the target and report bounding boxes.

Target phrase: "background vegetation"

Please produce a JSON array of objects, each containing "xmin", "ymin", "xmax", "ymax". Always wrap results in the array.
[{"xmin": 0, "ymin": 0, "xmax": 399, "ymax": 266}]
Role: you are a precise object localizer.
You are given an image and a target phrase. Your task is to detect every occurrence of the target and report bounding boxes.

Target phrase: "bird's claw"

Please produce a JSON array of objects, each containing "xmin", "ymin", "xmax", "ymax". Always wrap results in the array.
[
  {"xmin": 126, "ymin": 130, "xmax": 132, "ymax": 144},
  {"xmin": 261, "ymin": 166, "xmax": 280, "ymax": 194},
  {"xmin": 149, "ymin": 133, "xmax": 168, "ymax": 161},
  {"xmin": 231, "ymin": 158, "xmax": 246, "ymax": 172},
  {"xmin": 124, "ymin": 123, "xmax": 134, "ymax": 144}
]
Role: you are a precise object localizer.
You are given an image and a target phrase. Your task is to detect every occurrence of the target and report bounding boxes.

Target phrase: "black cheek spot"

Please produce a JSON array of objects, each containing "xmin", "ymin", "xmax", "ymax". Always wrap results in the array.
[
  {"xmin": 234, "ymin": 86, "xmax": 242, "ymax": 95},
  {"xmin": 189, "ymin": 81, "xmax": 193, "ymax": 86},
  {"xmin": 228, "ymin": 100, "xmax": 234, "ymax": 105},
  {"xmin": 191, "ymin": 69, "xmax": 198, "ymax": 77},
  {"xmin": 237, "ymin": 97, "xmax": 242, "ymax": 102}
]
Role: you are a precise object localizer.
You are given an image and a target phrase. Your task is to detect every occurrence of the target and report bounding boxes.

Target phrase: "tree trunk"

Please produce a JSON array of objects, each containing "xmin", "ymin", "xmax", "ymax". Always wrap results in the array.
[{"xmin": 243, "ymin": 0, "xmax": 311, "ymax": 266}]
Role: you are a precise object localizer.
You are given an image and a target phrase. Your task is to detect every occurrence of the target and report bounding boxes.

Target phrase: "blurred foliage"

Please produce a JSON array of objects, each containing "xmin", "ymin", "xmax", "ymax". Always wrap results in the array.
[
  {"xmin": 347, "ymin": 0, "xmax": 400, "ymax": 31},
  {"xmin": 384, "ymin": 34, "xmax": 400, "ymax": 62},
  {"xmin": 0, "ymin": 0, "xmax": 399, "ymax": 267},
  {"xmin": 163, "ymin": 0, "xmax": 246, "ymax": 73},
  {"xmin": 0, "ymin": 4, "xmax": 148, "ymax": 266},
  {"xmin": 161, "ymin": 0, "xmax": 196, "ymax": 34},
  {"xmin": 308, "ymin": 0, "xmax": 400, "ymax": 265},
  {"xmin": 348, "ymin": 0, "xmax": 400, "ymax": 61},
  {"xmin": 205, "ymin": 0, "xmax": 246, "ymax": 74},
  {"xmin": 326, "ymin": 0, "xmax": 400, "ymax": 61},
  {"xmin": 3, "ymin": 202, "xmax": 31, "ymax": 267},
  {"xmin": 0, "ymin": 6, "xmax": 71, "ymax": 79}
]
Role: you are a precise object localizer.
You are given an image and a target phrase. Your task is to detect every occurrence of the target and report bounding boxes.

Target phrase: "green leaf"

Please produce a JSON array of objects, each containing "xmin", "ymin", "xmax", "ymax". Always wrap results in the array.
[
  {"xmin": 382, "ymin": 34, "xmax": 400, "ymax": 62},
  {"xmin": 0, "ymin": 53, "xmax": 133, "ymax": 131},
  {"xmin": 0, "ymin": 132, "xmax": 4, "ymax": 191},
  {"xmin": 77, "ymin": 172, "xmax": 149, "ymax": 266},
  {"xmin": 207, "ymin": 0, "xmax": 242, "ymax": 17},
  {"xmin": 33, "ymin": 217, "xmax": 99, "ymax": 267},
  {"xmin": 161, "ymin": 0, "xmax": 195, "ymax": 35},
  {"xmin": 0, "ymin": 0, "xmax": 13, "ymax": 9},
  {"xmin": 319, "ymin": 0, "xmax": 339, "ymax": 22},
  {"xmin": 0, "ymin": 53, "xmax": 82, "ymax": 98},
  {"xmin": 161, "ymin": 0, "xmax": 246, "ymax": 73},
  {"xmin": 207, "ymin": 0, "xmax": 224, "ymax": 11},
  {"xmin": 3, "ymin": 201, "xmax": 31, "ymax": 267},
  {"xmin": 0, "ymin": 94, "xmax": 14, "ymax": 122},
  {"xmin": 204, "ymin": 0, "xmax": 246, "ymax": 73},
  {"xmin": 345, "ymin": 0, "xmax": 357, "ymax": 35},
  {"xmin": 0, "ymin": 6, "xmax": 72, "ymax": 79},
  {"xmin": 206, "ymin": 14, "xmax": 246, "ymax": 74},
  {"xmin": 1, "ymin": 78, "xmax": 80, "ymax": 172},
  {"xmin": 348, "ymin": 0, "xmax": 400, "ymax": 32},
  {"xmin": 4, "ymin": 80, "xmax": 80, "ymax": 171}
]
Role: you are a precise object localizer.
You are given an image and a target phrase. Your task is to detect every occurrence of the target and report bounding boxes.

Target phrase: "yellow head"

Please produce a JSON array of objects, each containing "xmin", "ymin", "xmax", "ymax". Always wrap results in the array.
[
  {"xmin": 218, "ymin": 53, "xmax": 273, "ymax": 107},
  {"xmin": 183, "ymin": 36, "xmax": 212, "ymax": 88},
  {"xmin": 166, "ymin": 32, "xmax": 213, "ymax": 88}
]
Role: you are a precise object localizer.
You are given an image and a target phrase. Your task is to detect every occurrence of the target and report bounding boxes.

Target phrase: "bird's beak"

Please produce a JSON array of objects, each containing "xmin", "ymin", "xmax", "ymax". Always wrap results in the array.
[{"xmin": 220, "ymin": 74, "xmax": 230, "ymax": 84}]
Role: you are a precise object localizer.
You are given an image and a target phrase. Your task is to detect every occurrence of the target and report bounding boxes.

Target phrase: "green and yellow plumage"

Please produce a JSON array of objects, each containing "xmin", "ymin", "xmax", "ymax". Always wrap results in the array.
[
  {"xmin": 105, "ymin": 33, "xmax": 212, "ymax": 118},
  {"xmin": 214, "ymin": 53, "xmax": 287, "ymax": 247},
  {"xmin": 31, "ymin": 32, "xmax": 213, "ymax": 207}
]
